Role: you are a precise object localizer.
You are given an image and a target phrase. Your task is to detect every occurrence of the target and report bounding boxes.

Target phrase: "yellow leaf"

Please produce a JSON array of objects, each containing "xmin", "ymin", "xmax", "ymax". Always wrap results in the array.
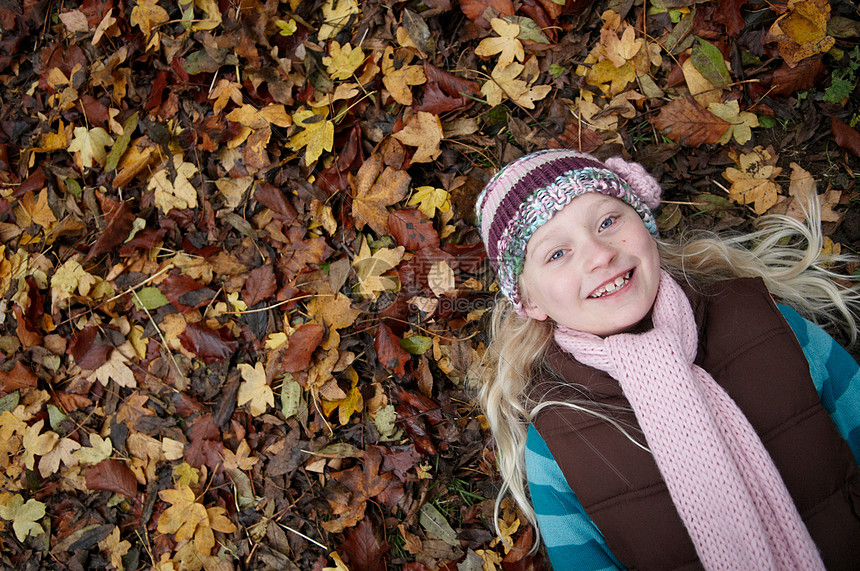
[
  {"xmin": 318, "ymin": 0, "xmax": 359, "ymax": 41},
  {"xmin": 191, "ymin": 0, "xmax": 221, "ymax": 30},
  {"xmin": 427, "ymin": 260, "xmax": 455, "ymax": 297},
  {"xmin": 351, "ymin": 153, "xmax": 411, "ymax": 235},
  {"xmin": 393, "ymin": 112, "xmax": 443, "ymax": 163},
  {"xmin": 22, "ymin": 420, "xmax": 58, "ymax": 470},
  {"xmin": 352, "ymin": 236, "xmax": 405, "ymax": 299},
  {"xmin": 289, "ymin": 108, "xmax": 334, "ymax": 165},
  {"xmin": 98, "ymin": 526, "xmax": 131, "ymax": 571},
  {"xmin": 381, "ymin": 46, "xmax": 426, "ymax": 106},
  {"xmin": 149, "ymin": 154, "xmax": 199, "ymax": 214},
  {"xmin": 475, "ymin": 18, "xmax": 524, "ymax": 66},
  {"xmin": 130, "ymin": 0, "xmax": 168, "ymax": 39},
  {"xmin": 602, "ymin": 24, "xmax": 643, "ymax": 67},
  {"xmin": 14, "ymin": 189, "xmax": 57, "ymax": 229},
  {"xmin": 766, "ymin": 0, "xmax": 834, "ymax": 67},
  {"xmin": 52, "ymin": 258, "xmax": 97, "ymax": 306},
  {"xmin": 222, "ymin": 439, "xmax": 258, "ymax": 471},
  {"xmin": 0, "ymin": 494, "xmax": 46, "ymax": 542},
  {"xmin": 237, "ymin": 362, "xmax": 274, "ymax": 416},
  {"xmin": 226, "ymin": 104, "xmax": 291, "ymax": 129},
  {"xmin": 89, "ymin": 348, "xmax": 137, "ymax": 388},
  {"xmin": 38, "ymin": 437, "xmax": 80, "ymax": 477},
  {"xmin": 157, "ymin": 485, "xmax": 209, "ymax": 545},
  {"xmin": 723, "ymin": 146, "xmax": 783, "ymax": 214},
  {"xmin": 708, "ymin": 100, "xmax": 759, "ymax": 145},
  {"xmin": 408, "ymin": 186, "xmax": 451, "ymax": 219},
  {"xmin": 681, "ymin": 58, "xmax": 722, "ymax": 109},
  {"xmin": 209, "ymin": 79, "xmax": 243, "ymax": 115},
  {"xmin": 67, "ymin": 126, "xmax": 114, "ymax": 169},
  {"xmin": 265, "ymin": 331, "xmax": 288, "ymax": 350},
  {"xmin": 307, "ymin": 292, "xmax": 361, "ymax": 331},
  {"xmin": 482, "ymin": 60, "xmax": 552, "ymax": 109},
  {"xmin": 37, "ymin": 121, "xmax": 71, "ymax": 152},
  {"xmin": 585, "ymin": 59, "xmax": 636, "ymax": 97},
  {"xmin": 323, "ymin": 41, "xmax": 366, "ymax": 80},
  {"xmin": 74, "ymin": 433, "xmax": 113, "ymax": 465}
]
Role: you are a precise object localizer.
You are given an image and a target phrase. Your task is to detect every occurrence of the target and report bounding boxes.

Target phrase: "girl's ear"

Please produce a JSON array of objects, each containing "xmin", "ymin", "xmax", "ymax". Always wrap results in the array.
[{"xmin": 521, "ymin": 300, "xmax": 548, "ymax": 321}]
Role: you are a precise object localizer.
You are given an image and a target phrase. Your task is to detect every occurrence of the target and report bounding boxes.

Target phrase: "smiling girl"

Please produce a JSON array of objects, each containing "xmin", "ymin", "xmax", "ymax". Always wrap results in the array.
[{"xmin": 476, "ymin": 150, "xmax": 860, "ymax": 570}]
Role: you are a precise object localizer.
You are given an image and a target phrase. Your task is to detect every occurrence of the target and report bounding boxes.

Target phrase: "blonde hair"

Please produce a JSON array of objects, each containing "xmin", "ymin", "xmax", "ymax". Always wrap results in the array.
[{"xmin": 479, "ymin": 198, "xmax": 860, "ymax": 549}]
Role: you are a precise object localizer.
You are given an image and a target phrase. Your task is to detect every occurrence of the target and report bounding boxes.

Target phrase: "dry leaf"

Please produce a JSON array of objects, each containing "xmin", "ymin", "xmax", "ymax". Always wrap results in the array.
[
  {"xmin": 392, "ymin": 112, "xmax": 443, "ymax": 163},
  {"xmin": 237, "ymin": 362, "xmax": 274, "ymax": 416},
  {"xmin": 475, "ymin": 19, "xmax": 524, "ymax": 66},
  {"xmin": 381, "ymin": 47, "xmax": 426, "ymax": 106},
  {"xmin": 352, "ymin": 237, "xmax": 405, "ymax": 299},
  {"xmin": 723, "ymin": 146, "xmax": 783, "ymax": 214},
  {"xmin": 149, "ymin": 154, "xmax": 199, "ymax": 214},
  {"xmin": 351, "ymin": 154, "xmax": 411, "ymax": 235}
]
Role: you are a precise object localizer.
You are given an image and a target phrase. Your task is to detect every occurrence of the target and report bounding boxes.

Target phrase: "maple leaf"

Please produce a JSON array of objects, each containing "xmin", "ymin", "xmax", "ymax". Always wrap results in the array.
[
  {"xmin": 157, "ymin": 485, "xmax": 210, "ymax": 548},
  {"xmin": 14, "ymin": 189, "xmax": 57, "ymax": 229},
  {"xmin": 99, "ymin": 526, "xmax": 131, "ymax": 571},
  {"xmin": 322, "ymin": 369, "xmax": 364, "ymax": 425},
  {"xmin": 602, "ymin": 24, "xmax": 643, "ymax": 67},
  {"xmin": 307, "ymin": 292, "xmax": 362, "ymax": 332},
  {"xmin": 481, "ymin": 60, "xmax": 552, "ymax": 109},
  {"xmin": 584, "ymin": 59, "xmax": 637, "ymax": 97},
  {"xmin": 237, "ymin": 362, "xmax": 274, "ymax": 416},
  {"xmin": 324, "ymin": 41, "xmax": 366, "ymax": 80},
  {"xmin": 67, "ymin": 126, "xmax": 113, "ymax": 169},
  {"xmin": 222, "ymin": 439, "xmax": 258, "ymax": 471},
  {"xmin": 149, "ymin": 154, "xmax": 199, "ymax": 214},
  {"xmin": 353, "ymin": 237, "xmax": 405, "ymax": 299},
  {"xmin": 392, "ymin": 112, "xmax": 443, "ymax": 163},
  {"xmin": 407, "ymin": 186, "xmax": 451, "ymax": 219},
  {"xmin": 51, "ymin": 258, "xmax": 97, "ymax": 311},
  {"xmin": 209, "ymin": 79, "xmax": 243, "ymax": 115},
  {"xmin": 74, "ymin": 433, "xmax": 113, "ymax": 465},
  {"xmin": 381, "ymin": 46, "xmax": 426, "ymax": 106},
  {"xmin": 318, "ymin": 0, "xmax": 360, "ymax": 41},
  {"xmin": 0, "ymin": 494, "xmax": 46, "ymax": 542},
  {"xmin": 351, "ymin": 153, "xmax": 411, "ymax": 235},
  {"xmin": 130, "ymin": 0, "xmax": 169, "ymax": 40},
  {"xmin": 22, "ymin": 419, "xmax": 58, "ymax": 470},
  {"xmin": 723, "ymin": 146, "xmax": 783, "ymax": 214},
  {"xmin": 38, "ymin": 436, "xmax": 80, "ymax": 477},
  {"xmin": 88, "ymin": 347, "xmax": 137, "ymax": 388},
  {"xmin": 475, "ymin": 18, "xmax": 524, "ymax": 66},
  {"xmin": 784, "ymin": 163, "xmax": 844, "ymax": 224},
  {"xmin": 708, "ymin": 100, "xmax": 759, "ymax": 145},
  {"xmin": 289, "ymin": 107, "xmax": 334, "ymax": 165}
]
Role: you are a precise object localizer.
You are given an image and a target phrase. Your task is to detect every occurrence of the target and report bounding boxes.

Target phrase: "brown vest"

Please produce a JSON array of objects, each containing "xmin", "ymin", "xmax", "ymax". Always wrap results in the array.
[{"xmin": 532, "ymin": 278, "xmax": 860, "ymax": 570}]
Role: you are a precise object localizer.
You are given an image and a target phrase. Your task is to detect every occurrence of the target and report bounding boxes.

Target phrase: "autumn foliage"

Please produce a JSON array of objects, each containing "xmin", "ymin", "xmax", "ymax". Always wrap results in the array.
[{"xmin": 0, "ymin": 0, "xmax": 859, "ymax": 569}]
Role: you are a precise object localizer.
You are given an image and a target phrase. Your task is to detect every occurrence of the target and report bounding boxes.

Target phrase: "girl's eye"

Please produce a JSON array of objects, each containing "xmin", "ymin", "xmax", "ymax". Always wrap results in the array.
[
  {"xmin": 599, "ymin": 216, "xmax": 616, "ymax": 231},
  {"xmin": 548, "ymin": 249, "xmax": 565, "ymax": 261}
]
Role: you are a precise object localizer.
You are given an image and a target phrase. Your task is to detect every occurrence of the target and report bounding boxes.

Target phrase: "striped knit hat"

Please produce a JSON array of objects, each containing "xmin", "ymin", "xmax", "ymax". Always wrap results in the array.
[{"xmin": 476, "ymin": 149, "xmax": 662, "ymax": 310}]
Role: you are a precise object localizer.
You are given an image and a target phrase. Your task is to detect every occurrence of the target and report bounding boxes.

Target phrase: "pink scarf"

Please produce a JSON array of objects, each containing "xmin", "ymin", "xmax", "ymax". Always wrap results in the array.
[{"xmin": 554, "ymin": 271, "xmax": 824, "ymax": 570}]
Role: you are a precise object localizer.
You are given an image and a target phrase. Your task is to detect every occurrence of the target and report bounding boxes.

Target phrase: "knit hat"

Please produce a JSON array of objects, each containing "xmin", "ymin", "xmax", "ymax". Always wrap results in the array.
[{"xmin": 475, "ymin": 149, "xmax": 662, "ymax": 310}]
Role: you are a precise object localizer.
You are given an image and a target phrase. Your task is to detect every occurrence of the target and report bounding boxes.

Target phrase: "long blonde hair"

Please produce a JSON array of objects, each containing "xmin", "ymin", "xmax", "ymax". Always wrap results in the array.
[{"xmin": 480, "ymin": 198, "xmax": 860, "ymax": 547}]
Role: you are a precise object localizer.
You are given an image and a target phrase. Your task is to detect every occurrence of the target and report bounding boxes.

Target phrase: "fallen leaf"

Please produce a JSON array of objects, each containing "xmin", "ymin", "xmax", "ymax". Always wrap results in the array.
[
  {"xmin": 0, "ymin": 494, "xmax": 46, "ymax": 542},
  {"xmin": 392, "ymin": 112, "xmax": 443, "ymax": 163},
  {"xmin": 318, "ymin": 0, "xmax": 360, "ymax": 41},
  {"xmin": 723, "ymin": 146, "xmax": 783, "ymax": 214},
  {"xmin": 237, "ymin": 362, "xmax": 274, "ymax": 416},
  {"xmin": 351, "ymin": 154, "xmax": 412, "ymax": 235},
  {"xmin": 482, "ymin": 60, "xmax": 552, "ymax": 109},
  {"xmin": 98, "ymin": 527, "xmax": 131, "ymax": 571},
  {"xmin": 85, "ymin": 458, "xmax": 138, "ymax": 498},
  {"xmin": 149, "ymin": 154, "xmax": 199, "ymax": 214},
  {"xmin": 289, "ymin": 107, "xmax": 334, "ymax": 165},
  {"xmin": 324, "ymin": 41, "xmax": 366, "ymax": 80},
  {"xmin": 381, "ymin": 47, "xmax": 426, "ymax": 106},
  {"xmin": 67, "ymin": 126, "xmax": 113, "ymax": 169},
  {"xmin": 766, "ymin": 0, "xmax": 834, "ymax": 67},
  {"xmin": 375, "ymin": 323, "xmax": 411, "ymax": 377},
  {"xmin": 650, "ymin": 97, "xmax": 730, "ymax": 146},
  {"xmin": 708, "ymin": 99, "xmax": 759, "ymax": 144},
  {"xmin": 475, "ymin": 19, "xmax": 524, "ymax": 66},
  {"xmin": 38, "ymin": 437, "xmax": 80, "ymax": 476},
  {"xmin": 281, "ymin": 323, "xmax": 325, "ymax": 372},
  {"xmin": 353, "ymin": 237, "xmax": 405, "ymax": 299},
  {"xmin": 832, "ymin": 116, "xmax": 860, "ymax": 157}
]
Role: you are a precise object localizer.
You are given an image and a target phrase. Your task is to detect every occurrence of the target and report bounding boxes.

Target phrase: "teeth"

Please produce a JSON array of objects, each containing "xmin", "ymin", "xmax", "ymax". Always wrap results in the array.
[{"xmin": 590, "ymin": 271, "xmax": 631, "ymax": 298}]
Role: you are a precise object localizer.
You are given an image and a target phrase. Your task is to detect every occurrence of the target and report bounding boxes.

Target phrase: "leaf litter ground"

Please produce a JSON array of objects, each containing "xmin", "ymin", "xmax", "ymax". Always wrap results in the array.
[{"xmin": 1, "ymin": 0, "xmax": 860, "ymax": 569}]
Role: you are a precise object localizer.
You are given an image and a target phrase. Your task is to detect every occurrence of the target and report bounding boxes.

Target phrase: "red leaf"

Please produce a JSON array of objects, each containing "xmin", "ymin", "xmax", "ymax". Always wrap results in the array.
[
  {"xmin": 394, "ymin": 386, "xmax": 443, "ymax": 425},
  {"xmin": 713, "ymin": 0, "xmax": 748, "ymax": 36},
  {"xmin": 179, "ymin": 322, "xmax": 238, "ymax": 364},
  {"xmin": 13, "ymin": 169, "xmax": 46, "ymax": 199},
  {"xmin": 374, "ymin": 323, "xmax": 410, "ymax": 378},
  {"xmin": 69, "ymin": 326, "xmax": 112, "ymax": 370},
  {"xmin": 768, "ymin": 56, "xmax": 824, "ymax": 97},
  {"xmin": 650, "ymin": 97, "xmax": 730, "ymax": 147},
  {"xmin": 414, "ymin": 83, "xmax": 467, "ymax": 115},
  {"xmin": 340, "ymin": 517, "xmax": 390, "ymax": 571},
  {"xmin": 832, "ymin": 116, "xmax": 860, "ymax": 158},
  {"xmin": 255, "ymin": 182, "xmax": 298, "ymax": 223},
  {"xmin": 242, "ymin": 264, "xmax": 277, "ymax": 306},
  {"xmin": 281, "ymin": 323, "xmax": 325, "ymax": 372},
  {"xmin": 85, "ymin": 459, "xmax": 138, "ymax": 498},
  {"xmin": 0, "ymin": 361, "xmax": 38, "ymax": 393},
  {"xmin": 460, "ymin": 0, "xmax": 514, "ymax": 28},
  {"xmin": 388, "ymin": 209, "xmax": 440, "ymax": 251},
  {"xmin": 161, "ymin": 274, "xmax": 216, "ymax": 312},
  {"xmin": 423, "ymin": 63, "xmax": 481, "ymax": 98},
  {"xmin": 87, "ymin": 201, "xmax": 135, "ymax": 260}
]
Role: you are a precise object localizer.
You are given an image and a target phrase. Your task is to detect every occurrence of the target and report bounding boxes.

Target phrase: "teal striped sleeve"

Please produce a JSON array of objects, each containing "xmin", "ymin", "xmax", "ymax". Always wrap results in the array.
[
  {"xmin": 777, "ymin": 304, "xmax": 860, "ymax": 462},
  {"xmin": 525, "ymin": 424, "xmax": 625, "ymax": 570}
]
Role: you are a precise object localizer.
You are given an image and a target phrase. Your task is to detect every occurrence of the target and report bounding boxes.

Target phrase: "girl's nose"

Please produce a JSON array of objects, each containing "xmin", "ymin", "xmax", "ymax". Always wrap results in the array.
[{"xmin": 582, "ymin": 236, "xmax": 617, "ymax": 271}]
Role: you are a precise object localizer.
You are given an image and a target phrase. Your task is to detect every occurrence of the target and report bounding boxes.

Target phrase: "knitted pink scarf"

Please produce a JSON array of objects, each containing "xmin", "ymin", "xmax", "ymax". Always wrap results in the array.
[{"xmin": 554, "ymin": 271, "xmax": 824, "ymax": 570}]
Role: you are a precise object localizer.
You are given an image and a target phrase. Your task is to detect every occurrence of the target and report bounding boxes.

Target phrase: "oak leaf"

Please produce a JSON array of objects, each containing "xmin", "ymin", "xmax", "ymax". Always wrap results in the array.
[
  {"xmin": 475, "ymin": 19, "xmax": 524, "ymax": 66},
  {"xmin": 0, "ymin": 494, "xmax": 46, "ymax": 542},
  {"xmin": 392, "ymin": 112, "xmax": 443, "ymax": 163},
  {"xmin": 289, "ymin": 107, "xmax": 334, "ymax": 165},
  {"xmin": 353, "ymin": 237, "xmax": 405, "ymax": 299},
  {"xmin": 149, "ymin": 154, "xmax": 199, "ymax": 214},
  {"xmin": 381, "ymin": 47, "xmax": 426, "ymax": 106},
  {"xmin": 237, "ymin": 362, "xmax": 274, "ymax": 416}
]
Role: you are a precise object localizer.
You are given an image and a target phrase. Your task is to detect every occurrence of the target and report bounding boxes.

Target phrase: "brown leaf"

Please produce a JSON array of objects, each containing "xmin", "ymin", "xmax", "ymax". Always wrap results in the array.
[
  {"xmin": 767, "ymin": 56, "xmax": 824, "ymax": 97},
  {"xmin": 713, "ymin": 0, "xmax": 748, "ymax": 36},
  {"xmin": 281, "ymin": 323, "xmax": 325, "ymax": 373},
  {"xmin": 85, "ymin": 459, "xmax": 138, "ymax": 498},
  {"xmin": 0, "ymin": 361, "xmax": 38, "ymax": 393},
  {"xmin": 460, "ymin": 0, "xmax": 514, "ymax": 28},
  {"xmin": 255, "ymin": 182, "xmax": 298, "ymax": 223},
  {"xmin": 86, "ymin": 201, "xmax": 134, "ymax": 260},
  {"xmin": 242, "ymin": 264, "xmax": 276, "ymax": 306},
  {"xmin": 340, "ymin": 517, "xmax": 390, "ymax": 571},
  {"xmin": 351, "ymin": 154, "xmax": 412, "ymax": 235},
  {"xmin": 179, "ymin": 322, "xmax": 238, "ymax": 364},
  {"xmin": 422, "ymin": 63, "xmax": 481, "ymax": 98},
  {"xmin": 161, "ymin": 274, "xmax": 215, "ymax": 313},
  {"xmin": 832, "ymin": 116, "xmax": 860, "ymax": 158},
  {"xmin": 374, "ymin": 323, "xmax": 411, "ymax": 378},
  {"xmin": 414, "ymin": 83, "xmax": 466, "ymax": 115},
  {"xmin": 69, "ymin": 326, "xmax": 111, "ymax": 370},
  {"xmin": 388, "ymin": 209, "xmax": 440, "ymax": 251},
  {"xmin": 650, "ymin": 97, "xmax": 730, "ymax": 147}
]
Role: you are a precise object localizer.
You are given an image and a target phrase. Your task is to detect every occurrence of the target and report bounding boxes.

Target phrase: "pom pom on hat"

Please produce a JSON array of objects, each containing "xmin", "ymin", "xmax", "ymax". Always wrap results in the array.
[{"xmin": 475, "ymin": 150, "xmax": 662, "ymax": 310}]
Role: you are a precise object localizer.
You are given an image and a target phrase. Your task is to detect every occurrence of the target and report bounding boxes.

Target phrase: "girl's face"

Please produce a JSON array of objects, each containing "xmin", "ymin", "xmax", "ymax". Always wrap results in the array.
[{"xmin": 520, "ymin": 193, "xmax": 661, "ymax": 336}]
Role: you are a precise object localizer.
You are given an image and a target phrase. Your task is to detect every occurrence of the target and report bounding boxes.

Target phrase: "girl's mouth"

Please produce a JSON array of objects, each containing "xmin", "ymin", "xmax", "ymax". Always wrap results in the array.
[{"xmin": 588, "ymin": 270, "xmax": 633, "ymax": 298}]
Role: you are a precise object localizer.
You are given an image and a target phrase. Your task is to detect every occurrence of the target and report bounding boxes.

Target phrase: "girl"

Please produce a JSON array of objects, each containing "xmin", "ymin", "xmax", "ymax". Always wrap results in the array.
[{"xmin": 476, "ymin": 149, "xmax": 860, "ymax": 570}]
